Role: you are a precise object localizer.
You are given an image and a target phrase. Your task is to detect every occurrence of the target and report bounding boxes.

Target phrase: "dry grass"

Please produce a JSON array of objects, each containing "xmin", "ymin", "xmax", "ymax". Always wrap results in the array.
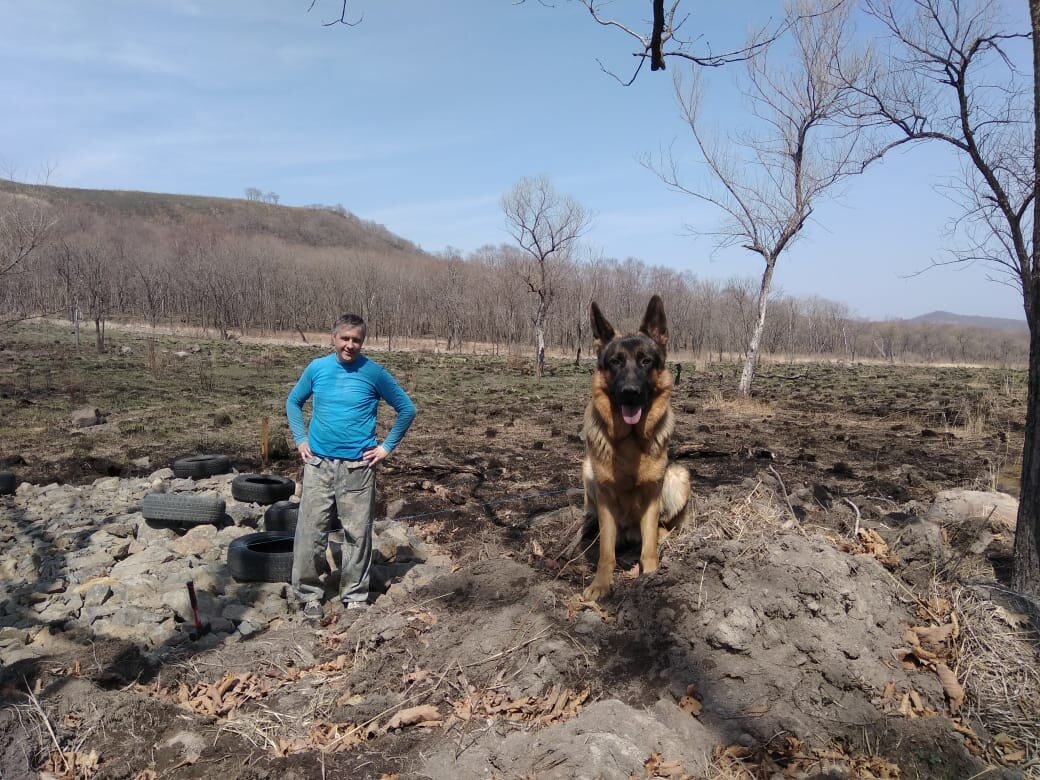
[
  {"xmin": 667, "ymin": 481, "xmax": 793, "ymax": 565},
  {"xmin": 954, "ymin": 584, "xmax": 1040, "ymax": 774},
  {"xmin": 699, "ymin": 391, "xmax": 774, "ymax": 416}
]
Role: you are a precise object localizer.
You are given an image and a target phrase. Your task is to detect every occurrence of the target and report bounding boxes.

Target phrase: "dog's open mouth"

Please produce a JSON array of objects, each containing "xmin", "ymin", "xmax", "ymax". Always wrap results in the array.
[{"xmin": 621, "ymin": 405, "xmax": 643, "ymax": 425}]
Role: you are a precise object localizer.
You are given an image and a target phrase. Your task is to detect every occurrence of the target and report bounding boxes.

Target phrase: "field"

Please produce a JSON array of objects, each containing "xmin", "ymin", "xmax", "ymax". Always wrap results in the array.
[{"xmin": 0, "ymin": 321, "xmax": 1036, "ymax": 779}]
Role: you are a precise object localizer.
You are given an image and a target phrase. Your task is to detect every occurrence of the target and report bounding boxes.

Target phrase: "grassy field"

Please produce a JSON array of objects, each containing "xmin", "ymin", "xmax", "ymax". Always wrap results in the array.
[{"xmin": 0, "ymin": 319, "xmax": 1026, "ymax": 509}]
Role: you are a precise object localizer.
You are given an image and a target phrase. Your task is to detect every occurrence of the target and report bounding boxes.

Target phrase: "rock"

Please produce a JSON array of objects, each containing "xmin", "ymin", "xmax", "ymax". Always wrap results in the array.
[
  {"xmin": 111, "ymin": 548, "xmax": 177, "ymax": 579},
  {"xmin": 423, "ymin": 699, "xmax": 714, "ymax": 779},
  {"xmin": 169, "ymin": 524, "xmax": 219, "ymax": 558},
  {"xmin": 372, "ymin": 520, "xmax": 429, "ymax": 562},
  {"xmin": 927, "ymin": 489, "xmax": 1018, "ymax": 533},
  {"xmin": 0, "ymin": 469, "xmax": 451, "ymax": 658},
  {"xmin": 70, "ymin": 406, "xmax": 105, "ymax": 427},
  {"xmin": 83, "ymin": 582, "xmax": 113, "ymax": 607},
  {"xmin": 0, "ymin": 627, "xmax": 30, "ymax": 645},
  {"xmin": 707, "ymin": 605, "xmax": 760, "ymax": 652}
]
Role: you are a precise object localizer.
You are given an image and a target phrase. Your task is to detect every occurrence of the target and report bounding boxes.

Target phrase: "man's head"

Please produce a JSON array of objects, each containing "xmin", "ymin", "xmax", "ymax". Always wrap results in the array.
[{"xmin": 331, "ymin": 314, "xmax": 367, "ymax": 364}]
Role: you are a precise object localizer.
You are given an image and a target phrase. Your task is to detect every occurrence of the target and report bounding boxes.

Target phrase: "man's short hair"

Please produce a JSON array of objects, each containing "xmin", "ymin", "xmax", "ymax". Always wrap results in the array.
[{"xmin": 332, "ymin": 313, "xmax": 367, "ymax": 336}]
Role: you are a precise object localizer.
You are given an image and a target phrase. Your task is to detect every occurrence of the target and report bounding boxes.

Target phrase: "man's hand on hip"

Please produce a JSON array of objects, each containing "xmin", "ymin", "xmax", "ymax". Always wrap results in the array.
[{"xmin": 362, "ymin": 445, "xmax": 389, "ymax": 468}]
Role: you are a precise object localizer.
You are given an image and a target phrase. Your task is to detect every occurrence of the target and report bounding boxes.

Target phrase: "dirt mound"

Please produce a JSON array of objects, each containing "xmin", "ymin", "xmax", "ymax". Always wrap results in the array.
[{"xmin": 2, "ymin": 483, "xmax": 1036, "ymax": 778}]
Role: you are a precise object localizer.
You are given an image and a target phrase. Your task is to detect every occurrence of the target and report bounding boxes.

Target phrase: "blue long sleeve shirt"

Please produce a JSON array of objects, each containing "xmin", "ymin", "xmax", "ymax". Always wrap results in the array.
[{"xmin": 286, "ymin": 353, "xmax": 416, "ymax": 460}]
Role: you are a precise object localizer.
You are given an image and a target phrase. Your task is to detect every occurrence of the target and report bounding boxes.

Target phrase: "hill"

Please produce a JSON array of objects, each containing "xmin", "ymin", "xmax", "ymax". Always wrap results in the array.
[
  {"xmin": 910, "ymin": 309, "xmax": 1028, "ymax": 333},
  {"xmin": 0, "ymin": 178, "xmax": 425, "ymax": 255}
]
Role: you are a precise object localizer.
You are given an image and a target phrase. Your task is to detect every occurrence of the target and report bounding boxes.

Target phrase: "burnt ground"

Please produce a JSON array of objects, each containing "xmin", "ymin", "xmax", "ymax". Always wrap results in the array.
[{"xmin": 0, "ymin": 323, "xmax": 1038, "ymax": 778}]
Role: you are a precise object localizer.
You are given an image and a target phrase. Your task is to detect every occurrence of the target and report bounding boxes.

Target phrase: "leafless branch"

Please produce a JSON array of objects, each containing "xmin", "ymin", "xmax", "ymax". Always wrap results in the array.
[{"xmin": 307, "ymin": 0, "xmax": 363, "ymax": 27}]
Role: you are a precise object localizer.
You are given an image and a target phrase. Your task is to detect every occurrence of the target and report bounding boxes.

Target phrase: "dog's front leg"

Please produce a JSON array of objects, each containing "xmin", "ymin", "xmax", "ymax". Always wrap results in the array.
[
  {"xmin": 639, "ymin": 497, "xmax": 663, "ymax": 575},
  {"xmin": 583, "ymin": 504, "xmax": 618, "ymax": 601}
]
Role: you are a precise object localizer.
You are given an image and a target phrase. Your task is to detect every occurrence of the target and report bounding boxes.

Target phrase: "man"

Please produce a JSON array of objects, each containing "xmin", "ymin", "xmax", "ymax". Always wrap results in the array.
[{"xmin": 286, "ymin": 313, "xmax": 416, "ymax": 620}]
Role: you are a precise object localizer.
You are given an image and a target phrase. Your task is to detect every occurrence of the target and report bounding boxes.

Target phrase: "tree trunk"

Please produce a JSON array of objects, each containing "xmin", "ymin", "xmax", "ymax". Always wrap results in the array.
[
  {"xmin": 535, "ymin": 323, "xmax": 546, "ymax": 380},
  {"xmin": 1012, "ymin": 0, "xmax": 1040, "ymax": 605},
  {"xmin": 1014, "ymin": 311, "xmax": 1040, "ymax": 604},
  {"xmin": 737, "ymin": 259, "xmax": 776, "ymax": 396}
]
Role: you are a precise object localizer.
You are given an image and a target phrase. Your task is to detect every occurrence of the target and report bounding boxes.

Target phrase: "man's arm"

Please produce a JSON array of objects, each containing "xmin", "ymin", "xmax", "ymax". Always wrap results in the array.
[
  {"xmin": 286, "ymin": 364, "xmax": 316, "ymax": 459},
  {"xmin": 363, "ymin": 368, "xmax": 416, "ymax": 466}
]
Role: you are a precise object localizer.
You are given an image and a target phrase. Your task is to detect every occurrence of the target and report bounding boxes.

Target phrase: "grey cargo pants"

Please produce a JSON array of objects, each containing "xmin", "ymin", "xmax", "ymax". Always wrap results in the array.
[{"xmin": 291, "ymin": 456, "xmax": 375, "ymax": 607}]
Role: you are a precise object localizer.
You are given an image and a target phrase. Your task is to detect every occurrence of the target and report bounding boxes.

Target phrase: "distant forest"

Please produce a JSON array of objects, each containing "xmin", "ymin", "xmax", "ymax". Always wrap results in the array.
[{"xmin": 0, "ymin": 180, "xmax": 1028, "ymax": 365}]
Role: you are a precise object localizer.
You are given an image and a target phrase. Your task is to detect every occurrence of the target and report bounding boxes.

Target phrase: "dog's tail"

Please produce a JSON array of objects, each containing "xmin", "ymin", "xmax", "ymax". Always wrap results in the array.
[{"xmin": 661, "ymin": 463, "xmax": 691, "ymax": 533}]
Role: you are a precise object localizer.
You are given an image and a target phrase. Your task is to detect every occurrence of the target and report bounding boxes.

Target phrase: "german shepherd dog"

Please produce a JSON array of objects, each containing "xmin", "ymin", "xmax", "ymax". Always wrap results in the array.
[{"xmin": 582, "ymin": 295, "xmax": 691, "ymax": 601}]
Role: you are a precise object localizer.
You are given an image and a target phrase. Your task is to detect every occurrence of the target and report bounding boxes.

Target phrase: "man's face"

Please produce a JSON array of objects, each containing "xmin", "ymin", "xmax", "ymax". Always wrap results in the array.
[{"xmin": 332, "ymin": 325, "xmax": 365, "ymax": 363}]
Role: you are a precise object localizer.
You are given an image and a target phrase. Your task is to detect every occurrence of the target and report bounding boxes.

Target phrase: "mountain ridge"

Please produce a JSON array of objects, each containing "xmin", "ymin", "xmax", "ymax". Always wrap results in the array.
[{"xmin": 908, "ymin": 310, "xmax": 1027, "ymax": 333}]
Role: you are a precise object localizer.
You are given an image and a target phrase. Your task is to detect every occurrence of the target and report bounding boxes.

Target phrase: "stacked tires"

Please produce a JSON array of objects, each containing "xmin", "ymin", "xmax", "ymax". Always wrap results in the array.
[
  {"xmin": 140, "ymin": 454, "xmax": 234, "ymax": 529},
  {"xmin": 228, "ymin": 474, "xmax": 297, "ymax": 583},
  {"xmin": 141, "ymin": 492, "xmax": 226, "ymax": 526},
  {"xmin": 263, "ymin": 500, "xmax": 300, "ymax": 533},
  {"xmin": 172, "ymin": 454, "xmax": 231, "ymax": 479},
  {"xmin": 227, "ymin": 532, "xmax": 295, "ymax": 583},
  {"xmin": 231, "ymin": 474, "xmax": 295, "ymax": 504}
]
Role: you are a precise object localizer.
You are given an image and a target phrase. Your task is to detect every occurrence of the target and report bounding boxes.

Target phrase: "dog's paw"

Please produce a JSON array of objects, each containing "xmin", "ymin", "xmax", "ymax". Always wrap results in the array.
[
  {"xmin": 640, "ymin": 557, "xmax": 659, "ymax": 575},
  {"xmin": 582, "ymin": 580, "xmax": 612, "ymax": 602}
]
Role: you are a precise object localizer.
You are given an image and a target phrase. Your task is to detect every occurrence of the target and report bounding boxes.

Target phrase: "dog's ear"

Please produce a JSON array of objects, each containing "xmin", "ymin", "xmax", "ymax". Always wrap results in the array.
[
  {"xmin": 590, "ymin": 302, "xmax": 616, "ymax": 351},
  {"xmin": 639, "ymin": 295, "xmax": 669, "ymax": 351}
]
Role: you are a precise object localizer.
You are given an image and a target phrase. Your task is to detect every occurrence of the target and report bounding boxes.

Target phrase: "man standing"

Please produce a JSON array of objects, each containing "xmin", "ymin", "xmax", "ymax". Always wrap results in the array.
[{"xmin": 286, "ymin": 313, "xmax": 416, "ymax": 620}]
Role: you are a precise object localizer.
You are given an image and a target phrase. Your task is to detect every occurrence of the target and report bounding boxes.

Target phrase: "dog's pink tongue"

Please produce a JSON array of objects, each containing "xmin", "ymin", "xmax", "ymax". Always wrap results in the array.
[{"xmin": 621, "ymin": 405, "xmax": 642, "ymax": 425}]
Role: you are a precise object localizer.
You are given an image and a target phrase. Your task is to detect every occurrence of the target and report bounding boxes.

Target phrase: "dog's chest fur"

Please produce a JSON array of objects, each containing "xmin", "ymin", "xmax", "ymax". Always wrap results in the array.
[{"xmin": 583, "ymin": 379, "xmax": 674, "ymax": 490}]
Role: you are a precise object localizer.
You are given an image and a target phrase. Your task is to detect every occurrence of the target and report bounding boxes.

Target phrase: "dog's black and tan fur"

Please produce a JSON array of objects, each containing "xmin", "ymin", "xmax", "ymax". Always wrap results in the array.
[{"xmin": 582, "ymin": 295, "xmax": 691, "ymax": 600}]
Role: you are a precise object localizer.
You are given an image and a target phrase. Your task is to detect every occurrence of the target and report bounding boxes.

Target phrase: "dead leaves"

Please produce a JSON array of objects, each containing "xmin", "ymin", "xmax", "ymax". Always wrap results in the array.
[
  {"xmin": 274, "ymin": 722, "xmax": 367, "ymax": 756},
  {"xmin": 831, "ymin": 528, "xmax": 899, "ymax": 568},
  {"xmin": 638, "ymin": 751, "xmax": 692, "ymax": 778},
  {"xmin": 933, "ymin": 663, "xmax": 965, "ymax": 713},
  {"xmin": 385, "ymin": 704, "xmax": 443, "ymax": 730},
  {"xmin": 712, "ymin": 739, "xmax": 902, "ymax": 779},
  {"xmin": 450, "ymin": 685, "xmax": 589, "ymax": 727},
  {"xmin": 564, "ymin": 593, "xmax": 616, "ymax": 623},
  {"xmin": 136, "ymin": 653, "xmax": 354, "ymax": 719},
  {"xmin": 991, "ymin": 733, "xmax": 1028, "ymax": 765},
  {"xmin": 678, "ymin": 695, "xmax": 702, "ymax": 717},
  {"xmin": 890, "ymin": 619, "xmax": 964, "ymax": 714},
  {"xmin": 39, "ymin": 750, "xmax": 101, "ymax": 780},
  {"xmin": 153, "ymin": 671, "xmax": 287, "ymax": 718},
  {"xmin": 879, "ymin": 681, "xmax": 936, "ymax": 718}
]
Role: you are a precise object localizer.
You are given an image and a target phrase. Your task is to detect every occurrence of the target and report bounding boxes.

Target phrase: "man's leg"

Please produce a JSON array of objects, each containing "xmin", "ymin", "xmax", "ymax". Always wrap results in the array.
[
  {"xmin": 335, "ymin": 462, "xmax": 376, "ymax": 606},
  {"xmin": 291, "ymin": 459, "xmax": 336, "ymax": 606}
]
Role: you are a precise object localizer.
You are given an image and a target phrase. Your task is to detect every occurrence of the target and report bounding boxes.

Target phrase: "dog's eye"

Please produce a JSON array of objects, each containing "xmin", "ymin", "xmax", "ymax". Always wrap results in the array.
[
  {"xmin": 609, "ymin": 355, "xmax": 625, "ymax": 368},
  {"xmin": 639, "ymin": 355, "xmax": 654, "ymax": 368}
]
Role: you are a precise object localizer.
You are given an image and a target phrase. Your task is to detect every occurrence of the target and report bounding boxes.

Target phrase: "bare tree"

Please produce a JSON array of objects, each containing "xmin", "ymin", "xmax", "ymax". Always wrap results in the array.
[
  {"xmin": 849, "ymin": 0, "xmax": 1040, "ymax": 602},
  {"xmin": 0, "ymin": 193, "xmax": 56, "ymax": 325},
  {"xmin": 540, "ymin": 0, "xmax": 785, "ymax": 84},
  {"xmin": 434, "ymin": 249, "xmax": 467, "ymax": 351},
  {"xmin": 501, "ymin": 176, "xmax": 591, "ymax": 379},
  {"xmin": 649, "ymin": 0, "xmax": 875, "ymax": 396}
]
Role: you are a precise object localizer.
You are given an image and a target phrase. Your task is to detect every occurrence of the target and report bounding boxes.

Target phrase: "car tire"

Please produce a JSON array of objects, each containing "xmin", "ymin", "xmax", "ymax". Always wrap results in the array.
[
  {"xmin": 0, "ymin": 471, "xmax": 16, "ymax": 496},
  {"xmin": 141, "ymin": 492, "xmax": 226, "ymax": 526},
  {"xmin": 227, "ymin": 531, "xmax": 295, "ymax": 583},
  {"xmin": 172, "ymin": 454, "xmax": 231, "ymax": 479},
  {"xmin": 263, "ymin": 500, "xmax": 300, "ymax": 533},
  {"xmin": 231, "ymin": 474, "xmax": 295, "ymax": 505}
]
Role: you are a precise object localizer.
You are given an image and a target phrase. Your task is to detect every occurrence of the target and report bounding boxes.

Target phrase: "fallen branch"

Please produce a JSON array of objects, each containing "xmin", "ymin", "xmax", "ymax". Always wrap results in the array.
[{"xmin": 768, "ymin": 465, "xmax": 798, "ymax": 523}]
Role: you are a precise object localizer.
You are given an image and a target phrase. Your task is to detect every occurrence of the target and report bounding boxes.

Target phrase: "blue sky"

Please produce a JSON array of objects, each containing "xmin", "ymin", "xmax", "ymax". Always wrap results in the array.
[{"xmin": 0, "ymin": 0, "xmax": 1027, "ymax": 321}]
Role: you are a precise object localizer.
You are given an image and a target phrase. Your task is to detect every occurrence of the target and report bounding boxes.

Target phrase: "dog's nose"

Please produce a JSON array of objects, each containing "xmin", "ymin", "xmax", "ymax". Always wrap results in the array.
[{"xmin": 618, "ymin": 385, "xmax": 644, "ymax": 405}]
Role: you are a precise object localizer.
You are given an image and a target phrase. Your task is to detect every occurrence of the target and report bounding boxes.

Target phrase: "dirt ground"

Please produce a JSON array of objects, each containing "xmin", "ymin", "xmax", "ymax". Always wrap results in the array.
[{"xmin": 1, "ymin": 323, "xmax": 1038, "ymax": 778}]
